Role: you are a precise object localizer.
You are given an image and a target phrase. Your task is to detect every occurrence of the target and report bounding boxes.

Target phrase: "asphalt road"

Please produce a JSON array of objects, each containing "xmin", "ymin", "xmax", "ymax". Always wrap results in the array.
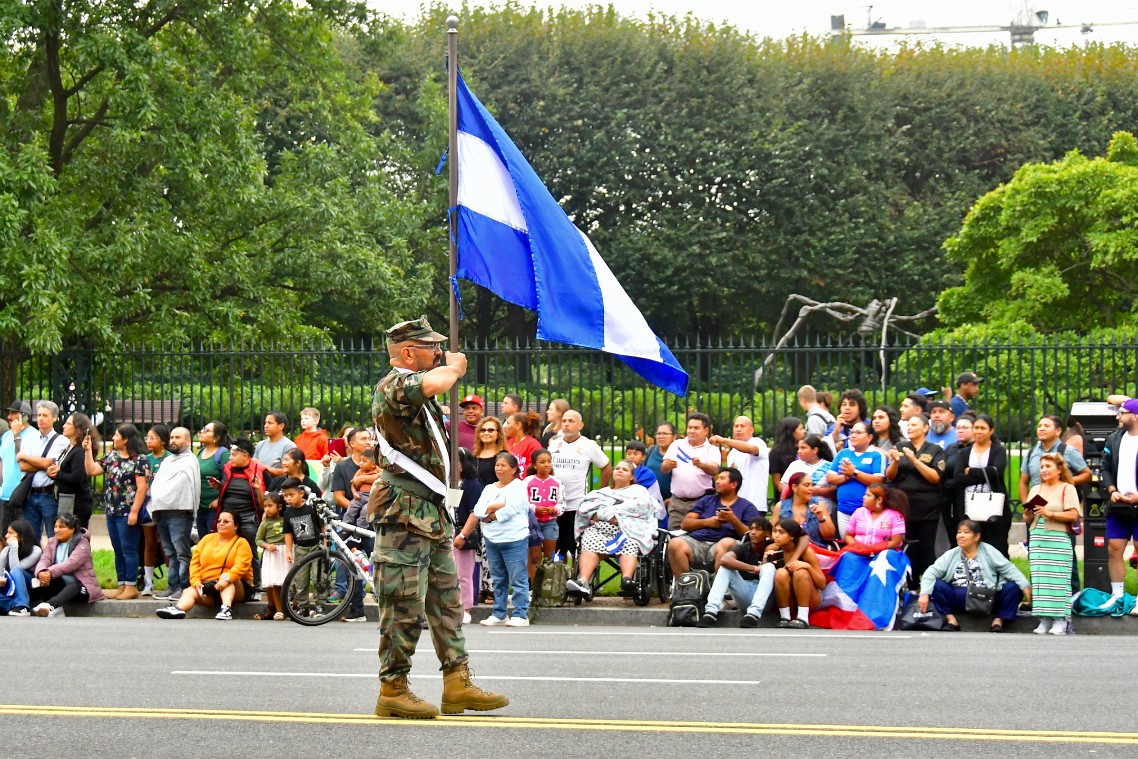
[{"xmin": 3, "ymin": 616, "xmax": 1136, "ymax": 757}]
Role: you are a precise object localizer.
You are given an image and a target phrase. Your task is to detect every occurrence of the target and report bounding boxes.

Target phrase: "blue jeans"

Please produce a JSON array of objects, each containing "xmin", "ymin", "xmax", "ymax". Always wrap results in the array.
[
  {"xmin": 0, "ymin": 565, "xmax": 31, "ymax": 611},
  {"xmin": 705, "ymin": 563, "xmax": 777, "ymax": 617},
  {"xmin": 155, "ymin": 510, "xmax": 193, "ymax": 593},
  {"xmin": 106, "ymin": 515, "xmax": 142, "ymax": 584},
  {"xmin": 196, "ymin": 507, "xmax": 216, "ymax": 540},
  {"xmin": 931, "ymin": 579, "xmax": 1024, "ymax": 622},
  {"xmin": 348, "ymin": 535, "xmax": 375, "ymax": 617},
  {"xmin": 485, "ymin": 537, "xmax": 529, "ymax": 620},
  {"xmin": 24, "ymin": 491, "xmax": 58, "ymax": 544}
]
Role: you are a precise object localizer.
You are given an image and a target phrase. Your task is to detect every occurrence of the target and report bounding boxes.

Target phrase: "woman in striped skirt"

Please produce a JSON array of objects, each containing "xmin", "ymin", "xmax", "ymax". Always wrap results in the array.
[{"xmin": 1025, "ymin": 453, "xmax": 1081, "ymax": 635}]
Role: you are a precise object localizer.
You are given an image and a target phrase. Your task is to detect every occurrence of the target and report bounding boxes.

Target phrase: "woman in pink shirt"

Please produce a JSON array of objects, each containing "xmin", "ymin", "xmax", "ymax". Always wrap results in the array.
[
  {"xmin": 844, "ymin": 485, "xmax": 908, "ymax": 556},
  {"xmin": 522, "ymin": 449, "xmax": 563, "ymax": 575}
]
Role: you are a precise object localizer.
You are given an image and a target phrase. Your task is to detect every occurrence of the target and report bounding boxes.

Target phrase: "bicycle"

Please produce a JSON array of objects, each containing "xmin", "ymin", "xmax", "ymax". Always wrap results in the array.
[{"xmin": 281, "ymin": 503, "xmax": 376, "ymax": 626}]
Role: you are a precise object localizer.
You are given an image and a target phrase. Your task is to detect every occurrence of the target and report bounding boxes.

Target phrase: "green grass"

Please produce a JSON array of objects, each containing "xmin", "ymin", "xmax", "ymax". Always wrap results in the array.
[
  {"xmin": 92, "ymin": 549, "xmax": 168, "ymax": 590},
  {"xmin": 1009, "ymin": 557, "xmax": 1138, "ymax": 596}
]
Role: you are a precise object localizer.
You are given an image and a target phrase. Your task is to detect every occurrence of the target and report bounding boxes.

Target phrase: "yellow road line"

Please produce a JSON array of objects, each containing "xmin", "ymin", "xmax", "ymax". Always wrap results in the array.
[{"xmin": 1, "ymin": 705, "xmax": 1136, "ymax": 744}]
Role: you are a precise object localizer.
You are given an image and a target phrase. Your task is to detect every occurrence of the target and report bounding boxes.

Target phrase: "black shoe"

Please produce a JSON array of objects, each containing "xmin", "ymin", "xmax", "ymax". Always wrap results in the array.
[
  {"xmin": 785, "ymin": 618, "xmax": 808, "ymax": 629},
  {"xmin": 697, "ymin": 612, "xmax": 718, "ymax": 628},
  {"xmin": 777, "ymin": 619, "xmax": 792, "ymax": 628},
  {"xmin": 620, "ymin": 577, "xmax": 638, "ymax": 596},
  {"xmin": 739, "ymin": 613, "xmax": 760, "ymax": 628}
]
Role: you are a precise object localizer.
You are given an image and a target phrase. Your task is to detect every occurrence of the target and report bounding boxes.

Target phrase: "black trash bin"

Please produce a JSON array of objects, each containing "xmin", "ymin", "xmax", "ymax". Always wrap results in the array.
[{"xmin": 1068, "ymin": 401, "xmax": 1120, "ymax": 593}]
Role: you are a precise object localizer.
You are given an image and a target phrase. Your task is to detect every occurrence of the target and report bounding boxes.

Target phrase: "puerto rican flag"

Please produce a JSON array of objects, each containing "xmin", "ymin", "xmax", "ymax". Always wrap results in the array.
[{"xmin": 810, "ymin": 548, "xmax": 911, "ymax": 631}]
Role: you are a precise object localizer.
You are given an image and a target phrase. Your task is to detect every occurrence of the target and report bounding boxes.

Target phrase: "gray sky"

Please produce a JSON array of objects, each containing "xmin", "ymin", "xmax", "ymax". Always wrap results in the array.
[{"xmin": 373, "ymin": 1, "xmax": 1138, "ymax": 47}]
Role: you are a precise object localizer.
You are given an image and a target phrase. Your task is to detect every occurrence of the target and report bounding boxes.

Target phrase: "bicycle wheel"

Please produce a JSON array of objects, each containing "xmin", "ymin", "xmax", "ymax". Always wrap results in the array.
[{"xmin": 282, "ymin": 550, "xmax": 357, "ymax": 626}]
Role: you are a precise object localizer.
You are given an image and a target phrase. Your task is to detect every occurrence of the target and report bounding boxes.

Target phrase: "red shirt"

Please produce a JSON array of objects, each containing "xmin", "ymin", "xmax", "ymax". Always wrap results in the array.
[
  {"xmin": 293, "ymin": 429, "xmax": 329, "ymax": 460},
  {"xmin": 506, "ymin": 435, "xmax": 542, "ymax": 476}
]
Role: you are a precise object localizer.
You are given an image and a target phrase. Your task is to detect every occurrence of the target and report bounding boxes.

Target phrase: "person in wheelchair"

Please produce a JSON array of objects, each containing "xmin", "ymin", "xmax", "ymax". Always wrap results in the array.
[
  {"xmin": 566, "ymin": 460, "xmax": 657, "ymax": 601},
  {"xmin": 699, "ymin": 516, "xmax": 777, "ymax": 628}
]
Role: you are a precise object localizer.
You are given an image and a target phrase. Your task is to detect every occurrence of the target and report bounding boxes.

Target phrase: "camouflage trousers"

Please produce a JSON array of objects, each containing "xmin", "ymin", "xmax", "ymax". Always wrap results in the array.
[{"xmin": 375, "ymin": 525, "xmax": 468, "ymax": 682}]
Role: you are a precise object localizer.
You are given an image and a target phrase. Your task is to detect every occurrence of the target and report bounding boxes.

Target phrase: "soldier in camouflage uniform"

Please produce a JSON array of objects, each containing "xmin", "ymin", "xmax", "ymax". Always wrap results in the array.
[{"xmin": 370, "ymin": 316, "xmax": 509, "ymax": 719}]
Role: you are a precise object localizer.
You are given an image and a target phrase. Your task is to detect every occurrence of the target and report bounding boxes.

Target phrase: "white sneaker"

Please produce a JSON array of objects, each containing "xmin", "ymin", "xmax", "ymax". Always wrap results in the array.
[
  {"xmin": 1033, "ymin": 620, "xmax": 1049, "ymax": 635},
  {"xmin": 1049, "ymin": 618, "xmax": 1069, "ymax": 635},
  {"xmin": 214, "ymin": 605, "xmax": 233, "ymax": 621},
  {"xmin": 462, "ymin": 611, "xmax": 472, "ymax": 625},
  {"xmin": 505, "ymin": 616, "xmax": 530, "ymax": 627},
  {"xmin": 46, "ymin": 606, "xmax": 65, "ymax": 618},
  {"xmin": 32, "ymin": 603, "xmax": 52, "ymax": 617},
  {"xmin": 156, "ymin": 606, "xmax": 186, "ymax": 619},
  {"xmin": 140, "ymin": 584, "xmax": 154, "ymax": 597},
  {"xmin": 479, "ymin": 615, "xmax": 506, "ymax": 626}
]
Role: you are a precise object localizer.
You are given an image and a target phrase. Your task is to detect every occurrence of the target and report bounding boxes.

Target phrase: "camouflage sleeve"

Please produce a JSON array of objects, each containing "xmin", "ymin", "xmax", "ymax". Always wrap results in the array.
[{"xmin": 372, "ymin": 370, "xmax": 429, "ymax": 425}]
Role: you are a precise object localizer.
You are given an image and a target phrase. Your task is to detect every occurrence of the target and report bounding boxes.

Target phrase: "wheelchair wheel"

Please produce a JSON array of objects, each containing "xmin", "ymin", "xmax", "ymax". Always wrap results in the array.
[
  {"xmin": 282, "ymin": 550, "xmax": 357, "ymax": 626},
  {"xmin": 655, "ymin": 559, "xmax": 672, "ymax": 603},
  {"xmin": 633, "ymin": 561, "xmax": 653, "ymax": 607}
]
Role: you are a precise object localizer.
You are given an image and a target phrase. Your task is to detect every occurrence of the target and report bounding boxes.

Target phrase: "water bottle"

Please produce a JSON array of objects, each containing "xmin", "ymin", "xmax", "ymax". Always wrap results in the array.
[{"xmin": 350, "ymin": 548, "xmax": 371, "ymax": 573}]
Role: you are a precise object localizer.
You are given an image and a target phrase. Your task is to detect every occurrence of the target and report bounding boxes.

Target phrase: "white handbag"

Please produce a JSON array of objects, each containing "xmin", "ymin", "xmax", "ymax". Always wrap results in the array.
[{"xmin": 964, "ymin": 466, "xmax": 1005, "ymax": 521}]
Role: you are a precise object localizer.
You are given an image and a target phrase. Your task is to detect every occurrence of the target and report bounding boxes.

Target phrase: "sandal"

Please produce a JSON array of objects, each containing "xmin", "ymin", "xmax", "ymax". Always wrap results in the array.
[
  {"xmin": 945, "ymin": 621, "xmax": 961, "ymax": 631},
  {"xmin": 252, "ymin": 607, "xmax": 275, "ymax": 620},
  {"xmin": 273, "ymin": 612, "xmax": 285, "ymax": 621},
  {"xmin": 990, "ymin": 621, "xmax": 1004, "ymax": 632}
]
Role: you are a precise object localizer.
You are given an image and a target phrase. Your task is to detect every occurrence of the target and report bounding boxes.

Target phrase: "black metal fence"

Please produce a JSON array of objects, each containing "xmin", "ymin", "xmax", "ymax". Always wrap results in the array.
[{"xmin": 2, "ymin": 335, "xmax": 1135, "ymax": 493}]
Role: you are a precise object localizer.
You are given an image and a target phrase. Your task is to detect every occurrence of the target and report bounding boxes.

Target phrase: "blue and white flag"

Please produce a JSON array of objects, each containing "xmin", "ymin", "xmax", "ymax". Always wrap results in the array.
[{"xmin": 453, "ymin": 73, "xmax": 689, "ymax": 396}]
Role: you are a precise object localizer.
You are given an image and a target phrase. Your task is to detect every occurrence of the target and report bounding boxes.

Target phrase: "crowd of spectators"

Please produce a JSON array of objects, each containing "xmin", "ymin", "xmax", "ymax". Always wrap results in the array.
[{"xmin": 0, "ymin": 375, "xmax": 1134, "ymax": 637}]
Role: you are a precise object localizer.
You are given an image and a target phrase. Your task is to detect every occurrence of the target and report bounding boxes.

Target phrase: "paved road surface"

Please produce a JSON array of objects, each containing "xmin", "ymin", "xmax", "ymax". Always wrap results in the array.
[{"xmin": 2, "ymin": 617, "xmax": 1135, "ymax": 757}]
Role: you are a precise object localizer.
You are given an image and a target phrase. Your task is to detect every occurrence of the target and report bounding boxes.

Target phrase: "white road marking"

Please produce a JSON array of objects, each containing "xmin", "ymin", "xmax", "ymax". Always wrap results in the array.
[
  {"xmin": 171, "ymin": 671, "xmax": 759, "ymax": 685},
  {"xmin": 352, "ymin": 648, "xmax": 823, "ymax": 657}
]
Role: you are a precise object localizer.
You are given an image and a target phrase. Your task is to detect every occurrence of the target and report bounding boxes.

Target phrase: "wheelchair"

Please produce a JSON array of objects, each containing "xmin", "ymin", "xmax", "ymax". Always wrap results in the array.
[{"xmin": 572, "ymin": 527, "xmax": 672, "ymax": 607}]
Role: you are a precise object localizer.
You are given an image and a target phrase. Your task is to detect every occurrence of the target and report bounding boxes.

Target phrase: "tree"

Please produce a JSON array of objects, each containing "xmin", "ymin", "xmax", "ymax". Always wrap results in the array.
[
  {"xmin": 938, "ymin": 131, "xmax": 1138, "ymax": 331},
  {"xmin": 0, "ymin": 0, "xmax": 433, "ymax": 354}
]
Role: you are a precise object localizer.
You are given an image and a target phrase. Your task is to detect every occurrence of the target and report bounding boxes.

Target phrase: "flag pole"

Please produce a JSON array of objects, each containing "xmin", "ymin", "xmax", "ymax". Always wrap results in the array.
[{"xmin": 446, "ymin": 15, "xmax": 460, "ymax": 490}]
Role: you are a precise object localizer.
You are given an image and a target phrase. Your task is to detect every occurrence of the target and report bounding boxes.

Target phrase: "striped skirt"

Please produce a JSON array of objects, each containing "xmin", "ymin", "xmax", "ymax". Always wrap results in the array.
[{"xmin": 1029, "ymin": 525, "xmax": 1074, "ymax": 618}]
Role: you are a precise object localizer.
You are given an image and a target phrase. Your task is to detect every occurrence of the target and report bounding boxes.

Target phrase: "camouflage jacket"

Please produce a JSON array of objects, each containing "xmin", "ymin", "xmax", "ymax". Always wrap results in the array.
[{"xmin": 371, "ymin": 366, "xmax": 450, "ymax": 538}]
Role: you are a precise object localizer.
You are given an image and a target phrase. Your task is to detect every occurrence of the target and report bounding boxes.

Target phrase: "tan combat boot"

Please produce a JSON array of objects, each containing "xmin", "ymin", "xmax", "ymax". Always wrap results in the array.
[
  {"xmin": 440, "ymin": 664, "xmax": 509, "ymax": 714},
  {"xmin": 374, "ymin": 677, "xmax": 440, "ymax": 719},
  {"xmin": 116, "ymin": 585, "xmax": 140, "ymax": 600}
]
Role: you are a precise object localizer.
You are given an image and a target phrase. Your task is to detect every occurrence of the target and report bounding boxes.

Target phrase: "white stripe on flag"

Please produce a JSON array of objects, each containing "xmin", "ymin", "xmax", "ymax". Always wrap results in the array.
[
  {"xmin": 578, "ymin": 230, "xmax": 666, "ymax": 363},
  {"xmin": 457, "ymin": 131, "xmax": 528, "ymax": 232}
]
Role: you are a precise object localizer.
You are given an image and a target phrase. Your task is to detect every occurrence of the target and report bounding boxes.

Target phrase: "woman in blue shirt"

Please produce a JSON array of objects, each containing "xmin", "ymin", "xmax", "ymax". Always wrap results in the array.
[{"xmin": 825, "ymin": 421, "xmax": 887, "ymax": 539}]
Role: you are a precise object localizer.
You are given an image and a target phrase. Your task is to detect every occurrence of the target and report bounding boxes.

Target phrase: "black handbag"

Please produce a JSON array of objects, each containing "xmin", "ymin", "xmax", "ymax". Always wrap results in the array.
[
  {"xmin": 898, "ymin": 594, "xmax": 948, "ymax": 631},
  {"xmin": 964, "ymin": 562, "xmax": 995, "ymax": 615}
]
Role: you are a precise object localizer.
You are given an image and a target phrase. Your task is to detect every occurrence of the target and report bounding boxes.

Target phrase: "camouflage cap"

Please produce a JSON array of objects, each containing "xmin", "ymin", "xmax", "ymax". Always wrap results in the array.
[{"xmin": 385, "ymin": 316, "xmax": 447, "ymax": 345}]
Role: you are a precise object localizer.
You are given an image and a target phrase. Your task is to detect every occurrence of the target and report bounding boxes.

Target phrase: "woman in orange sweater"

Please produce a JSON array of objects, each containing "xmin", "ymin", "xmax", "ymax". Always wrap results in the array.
[{"xmin": 155, "ymin": 510, "xmax": 253, "ymax": 621}]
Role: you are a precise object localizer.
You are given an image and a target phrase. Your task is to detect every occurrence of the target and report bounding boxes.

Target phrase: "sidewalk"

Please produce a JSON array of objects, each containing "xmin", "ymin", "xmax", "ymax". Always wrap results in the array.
[{"xmin": 78, "ymin": 516, "xmax": 1138, "ymax": 633}]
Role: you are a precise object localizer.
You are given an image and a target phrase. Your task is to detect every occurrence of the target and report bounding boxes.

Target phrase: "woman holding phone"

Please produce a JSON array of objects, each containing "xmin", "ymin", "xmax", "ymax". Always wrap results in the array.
[
  {"xmin": 47, "ymin": 413, "xmax": 99, "ymax": 530},
  {"xmin": 197, "ymin": 421, "xmax": 232, "ymax": 536}
]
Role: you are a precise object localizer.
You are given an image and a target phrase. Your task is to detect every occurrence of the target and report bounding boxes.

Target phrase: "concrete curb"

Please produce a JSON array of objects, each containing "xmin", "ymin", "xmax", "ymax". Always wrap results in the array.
[{"xmin": 53, "ymin": 597, "xmax": 1138, "ymax": 634}]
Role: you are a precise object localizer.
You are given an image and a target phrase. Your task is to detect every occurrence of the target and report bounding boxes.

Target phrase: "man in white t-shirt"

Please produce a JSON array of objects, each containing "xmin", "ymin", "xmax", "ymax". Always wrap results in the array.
[
  {"xmin": 661, "ymin": 412, "xmax": 720, "ymax": 530},
  {"xmin": 549, "ymin": 409, "xmax": 612, "ymax": 555},
  {"xmin": 711, "ymin": 416, "xmax": 770, "ymax": 513}
]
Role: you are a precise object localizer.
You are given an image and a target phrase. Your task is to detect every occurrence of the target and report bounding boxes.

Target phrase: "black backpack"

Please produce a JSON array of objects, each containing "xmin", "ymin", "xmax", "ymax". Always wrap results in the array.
[{"xmin": 667, "ymin": 569, "xmax": 711, "ymax": 627}]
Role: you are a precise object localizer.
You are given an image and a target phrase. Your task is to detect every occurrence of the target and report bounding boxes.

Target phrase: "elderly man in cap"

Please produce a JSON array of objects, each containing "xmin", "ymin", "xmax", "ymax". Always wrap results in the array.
[
  {"xmin": 455, "ymin": 394, "xmax": 484, "ymax": 452},
  {"xmin": 369, "ymin": 316, "xmax": 508, "ymax": 719},
  {"xmin": 948, "ymin": 372, "xmax": 983, "ymax": 418},
  {"xmin": 1, "ymin": 401, "xmax": 38, "ymax": 532}
]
